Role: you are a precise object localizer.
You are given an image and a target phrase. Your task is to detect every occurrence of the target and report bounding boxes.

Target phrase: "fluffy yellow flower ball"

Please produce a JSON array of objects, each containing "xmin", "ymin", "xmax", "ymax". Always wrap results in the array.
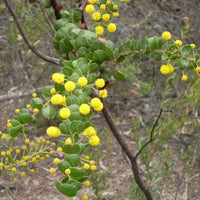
[
  {"xmin": 102, "ymin": 13, "xmax": 110, "ymax": 21},
  {"xmin": 113, "ymin": 12, "xmax": 119, "ymax": 17},
  {"xmin": 92, "ymin": 12, "xmax": 101, "ymax": 21},
  {"xmin": 181, "ymin": 74, "xmax": 188, "ymax": 81},
  {"xmin": 65, "ymin": 169, "xmax": 71, "ymax": 175},
  {"xmin": 89, "ymin": 135, "xmax": 100, "ymax": 146},
  {"xmin": 100, "ymin": 4, "xmax": 106, "ymax": 10},
  {"xmin": 85, "ymin": 4, "xmax": 95, "ymax": 13},
  {"xmin": 49, "ymin": 168, "xmax": 56, "ymax": 174},
  {"xmin": 95, "ymin": 26, "xmax": 104, "ymax": 35},
  {"xmin": 52, "ymin": 73, "xmax": 65, "ymax": 84},
  {"xmin": 160, "ymin": 64, "xmax": 174, "ymax": 75},
  {"xmin": 65, "ymin": 137, "xmax": 72, "ymax": 145},
  {"xmin": 162, "ymin": 31, "xmax": 171, "ymax": 40},
  {"xmin": 107, "ymin": 23, "xmax": 117, "ymax": 33},
  {"xmin": 99, "ymin": 89, "xmax": 108, "ymax": 98},
  {"xmin": 79, "ymin": 104, "xmax": 91, "ymax": 115},
  {"xmin": 46, "ymin": 126, "xmax": 61, "ymax": 137},
  {"xmin": 95, "ymin": 78, "xmax": 105, "ymax": 88},
  {"xmin": 88, "ymin": 0, "xmax": 97, "ymax": 4},
  {"xmin": 83, "ymin": 126, "xmax": 96, "ymax": 137},
  {"xmin": 51, "ymin": 94, "xmax": 66, "ymax": 105},
  {"xmin": 64, "ymin": 81, "xmax": 76, "ymax": 92},
  {"xmin": 195, "ymin": 66, "xmax": 200, "ymax": 72},
  {"xmin": 59, "ymin": 107, "xmax": 71, "ymax": 119},
  {"xmin": 91, "ymin": 97, "xmax": 104, "ymax": 111},
  {"xmin": 175, "ymin": 40, "xmax": 182, "ymax": 47},
  {"xmin": 78, "ymin": 77, "xmax": 88, "ymax": 87}
]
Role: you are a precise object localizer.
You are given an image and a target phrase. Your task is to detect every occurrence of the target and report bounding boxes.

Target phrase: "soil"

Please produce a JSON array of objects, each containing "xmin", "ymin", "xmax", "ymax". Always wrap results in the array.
[{"xmin": 0, "ymin": 0, "xmax": 200, "ymax": 200}]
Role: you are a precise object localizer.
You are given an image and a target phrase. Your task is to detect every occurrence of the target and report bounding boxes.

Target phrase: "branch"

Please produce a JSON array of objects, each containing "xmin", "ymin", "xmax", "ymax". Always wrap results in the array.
[
  {"xmin": 135, "ymin": 109, "xmax": 163, "ymax": 159},
  {"xmin": 37, "ymin": 0, "xmax": 56, "ymax": 34},
  {"xmin": 4, "ymin": 0, "xmax": 60, "ymax": 66},
  {"xmin": 50, "ymin": 0, "xmax": 61, "ymax": 20},
  {"xmin": 102, "ymin": 99, "xmax": 153, "ymax": 200},
  {"xmin": 0, "ymin": 182, "xmax": 17, "ymax": 200}
]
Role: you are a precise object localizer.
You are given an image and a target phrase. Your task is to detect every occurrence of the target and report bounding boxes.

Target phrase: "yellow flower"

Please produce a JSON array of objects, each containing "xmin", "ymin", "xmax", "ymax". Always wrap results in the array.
[
  {"xmin": 102, "ymin": 14, "xmax": 110, "ymax": 21},
  {"xmin": 14, "ymin": 178, "xmax": 18, "ymax": 182},
  {"xmin": 1, "ymin": 134, "xmax": 7, "ymax": 140},
  {"xmin": 88, "ymin": 0, "xmax": 97, "ymax": 4},
  {"xmin": 26, "ymin": 104, "xmax": 31, "ymax": 109},
  {"xmin": 106, "ymin": 0, "xmax": 111, "ymax": 5},
  {"xmin": 46, "ymin": 126, "xmax": 61, "ymax": 137},
  {"xmin": 160, "ymin": 64, "xmax": 174, "ymax": 75},
  {"xmin": 100, "ymin": 4, "xmax": 106, "ymax": 10},
  {"xmin": 64, "ymin": 81, "xmax": 76, "ymax": 92},
  {"xmin": 15, "ymin": 149, "xmax": 20, "ymax": 154},
  {"xmin": 53, "ymin": 158, "xmax": 60, "ymax": 164},
  {"xmin": 95, "ymin": 26, "xmax": 104, "ymax": 35},
  {"xmin": 51, "ymin": 94, "xmax": 66, "ymax": 105},
  {"xmin": 65, "ymin": 137, "xmax": 72, "ymax": 145},
  {"xmin": 83, "ymin": 164, "xmax": 90, "ymax": 170},
  {"xmin": 59, "ymin": 107, "xmax": 71, "ymax": 119},
  {"xmin": 32, "ymin": 93, "xmax": 37, "ymax": 98},
  {"xmin": 84, "ymin": 181, "xmax": 90, "ymax": 187},
  {"xmin": 95, "ymin": 78, "xmax": 105, "ymax": 88},
  {"xmin": 162, "ymin": 31, "xmax": 171, "ymax": 40},
  {"xmin": 33, "ymin": 108, "xmax": 39, "ymax": 113},
  {"xmin": 50, "ymin": 88, "xmax": 56, "ymax": 94},
  {"xmin": 90, "ymin": 165, "xmax": 97, "ymax": 171},
  {"xmin": 85, "ymin": 4, "xmax": 95, "ymax": 13},
  {"xmin": 52, "ymin": 73, "xmax": 65, "ymax": 84},
  {"xmin": 78, "ymin": 77, "xmax": 88, "ymax": 87},
  {"xmin": 65, "ymin": 168, "xmax": 71, "ymax": 175},
  {"xmin": 83, "ymin": 126, "xmax": 96, "ymax": 137},
  {"xmin": 15, "ymin": 109, "xmax": 20, "ymax": 114},
  {"xmin": 113, "ymin": 12, "xmax": 119, "ymax": 17},
  {"xmin": 175, "ymin": 40, "xmax": 182, "ymax": 47},
  {"xmin": 79, "ymin": 104, "xmax": 91, "ymax": 115},
  {"xmin": 99, "ymin": 89, "xmax": 108, "ymax": 98},
  {"xmin": 21, "ymin": 172, "xmax": 26, "ymax": 177},
  {"xmin": 91, "ymin": 98, "xmax": 104, "ymax": 111},
  {"xmin": 49, "ymin": 168, "xmax": 56, "ymax": 174},
  {"xmin": 82, "ymin": 195, "xmax": 88, "ymax": 200},
  {"xmin": 107, "ymin": 23, "xmax": 117, "ymax": 33},
  {"xmin": 190, "ymin": 43, "xmax": 195, "ymax": 48},
  {"xmin": 12, "ymin": 167, "xmax": 17, "ymax": 172},
  {"xmin": 113, "ymin": 5, "xmax": 118, "ymax": 9},
  {"xmin": 89, "ymin": 135, "xmax": 100, "ymax": 146},
  {"xmin": 57, "ymin": 147, "xmax": 63, "ymax": 152},
  {"xmin": 92, "ymin": 12, "xmax": 101, "ymax": 21},
  {"xmin": 195, "ymin": 66, "xmax": 200, "ymax": 72},
  {"xmin": 181, "ymin": 74, "xmax": 188, "ymax": 81}
]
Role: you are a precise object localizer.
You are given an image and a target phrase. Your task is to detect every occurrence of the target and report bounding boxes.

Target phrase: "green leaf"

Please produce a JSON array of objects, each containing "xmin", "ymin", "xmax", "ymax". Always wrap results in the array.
[
  {"xmin": 9, "ymin": 125, "xmax": 23, "ymax": 137},
  {"xmin": 70, "ymin": 121, "xmax": 85, "ymax": 134},
  {"xmin": 113, "ymin": 71, "xmax": 125, "ymax": 80},
  {"xmin": 61, "ymin": 177, "xmax": 69, "ymax": 184},
  {"xmin": 179, "ymin": 58, "xmax": 189, "ymax": 70},
  {"xmin": 59, "ymin": 120, "xmax": 71, "ymax": 135},
  {"xmin": 69, "ymin": 111, "xmax": 86, "ymax": 121},
  {"xmin": 78, "ymin": 176, "xmax": 89, "ymax": 183},
  {"xmin": 63, "ymin": 66, "xmax": 73, "ymax": 77},
  {"xmin": 73, "ymin": 36, "xmax": 90, "ymax": 49},
  {"xmin": 55, "ymin": 83, "xmax": 65, "ymax": 92},
  {"xmin": 70, "ymin": 168, "xmax": 85, "ymax": 180},
  {"xmin": 18, "ymin": 113, "xmax": 32, "ymax": 124},
  {"xmin": 89, "ymin": 63, "xmax": 99, "ymax": 73},
  {"xmin": 10, "ymin": 119, "xmax": 20, "ymax": 127},
  {"xmin": 151, "ymin": 52, "xmax": 162, "ymax": 61},
  {"xmin": 137, "ymin": 40, "xmax": 144, "ymax": 51},
  {"xmin": 93, "ymin": 50, "xmax": 108, "ymax": 62},
  {"xmin": 41, "ymin": 105, "xmax": 56, "ymax": 119},
  {"xmin": 55, "ymin": 181, "xmax": 77, "ymax": 197},
  {"xmin": 68, "ymin": 104, "xmax": 79, "ymax": 112},
  {"xmin": 77, "ymin": 94, "xmax": 88, "ymax": 105},
  {"xmin": 69, "ymin": 73, "xmax": 80, "ymax": 82},
  {"xmin": 91, "ymin": 40, "xmax": 106, "ymax": 51},
  {"xmin": 73, "ymin": 134, "xmax": 79, "ymax": 143},
  {"xmin": 87, "ymin": 74, "xmax": 97, "ymax": 84},
  {"xmin": 161, "ymin": 52, "xmax": 169, "ymax": 61},
  {"xmin": 116, "ymin": 55, "xmax": 125, "ymax": 63},
  {"xmin": 30, "ymin": 98, "xmax": 43, "ymax": 109},
  {"xmin": 62, "ymin": 143, "xmax": 81, "ymax": 154},
  {"xmin": 66, "ymin": 95, "xmax": 79, "ymax": 106},
  {"xmin": 68, "ymin": 180, "xmax": 82, "ymax": 190},
  {"xmin": 42, "ymin": 86, "xmax": 52, "ymax": 101},
  {"xmin": 54, "ymin": 18, "xmax": 70, "ymax": 31},
  {"xmin": 105, "ymin": 47, "xmax": 114, "ymax": 60},
  {"xmin": 125, "ymin": 40, "xmax": 131, "ymax": 51},
  {"xmin": 78, "ymin": 47, "xmax": 89, "ymax": 57},
  {"xmin": 59, "ymin": 39, "xmax": 73, "ymax": 53},
  {"xmin": 64, "ymin": 154, "xmax": 80, "ymax": 167},
  {"xmin": 157, "ymin": 38, "xmax": 164, "ymax": 49},
  {"xmin": 181, "ymin": 45, "xmax": 192, "ymax": 57},
  {"xmin": 58, "ymin": 160, "xmax": 71, "ymax": 174}
]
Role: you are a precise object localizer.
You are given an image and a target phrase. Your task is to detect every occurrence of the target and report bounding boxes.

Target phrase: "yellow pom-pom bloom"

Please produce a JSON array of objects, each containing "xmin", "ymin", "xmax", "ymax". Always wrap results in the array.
[
  {"xmin": 82, "ymin": 195, "xmax": 88, "ymax": 200},
  {"xmin": 50, "ymin": 88, "xmax": 56, "ymax": 94},
  {"xmin": 84, "ymin": 181, "xmax": 90, "ymax": 187},
  {"xmin": 113, "ymin": 5, "xmax": 118, "ymax": 9},
  {"xmin": 15, "ymin": 149, "xmax": 20, "ymax": 154},
  {"xmin": 1, "ymin": 151, "xmax": 6, "ymax": 156},
  {"xmin": 25, "ymin": 139, "xmax": 30, "ymax": 144},
  {"xmin": 26, "ymin": 104, "xmax": 31, "ymax": 109},
  {"xmin": 15, "ymin": 109, "xmax": 20, "ymax": 114},
  {"xmin": 113, "ymin": 12, "xmax": 119, "ymax": 17},
  {"xmin": 102, "ymin": 14, "xmax": 110, "ymax": 21},
  {"xmin": 92, "ymin": 12, "xmax": 101, "ymax": 21},
  {"xmin": 12, "ymin": 167, "xmax": 17, "ymax": 172},
  {"xmin": 106, "ymin": 0, "xmax": 111, "ymax": 5},
  {"xmin": 95, "ymin": 78, "xmax": 105, "ymax": 88},
  {"xmin": 162, "ymin": 31, "xmax": 171, "ymax": 40},
  {"xmin": 78, "ymin": 77, "xmax": 88, "ymax": 87},
  {"xmin": 95, "ymin": 26, "xmax": 104, "ymax": 35},
  {"xmin": 31, "ymin": 169, "xmax": 35, "ymax": 173},
  {"xmin": 51, "ymin": 94, "xmax": 66, "ymax": 105},
  {"xmin": 85, "ymin": 155, "xmax": 90, "ymax": 160},
  {"xmin": 91, "ymin": 97, "xmax": 102, "ymax": 108},
  {"xmin": 107, "ymin": 23, "xmax": 117, "ymax": 32},
  {"xmin": 49, "ymin": 150, "xmax": 54, "ymax": 155},
  {"xmin": 99, "ymin": 89, "xmax": 108, "ymax": 98},
  {"xmin": 1, "ymin": 134, "xmax": 6, "ymax": 140},
  {"xmin": 57, "ymin": 147, "xmax": 63, "ymax": 152},
  {"xmin": 160, "ymin": 64, "xmax": 174, "ymax": 75},
  {"xmin": 85, "ymin": 4, "xmax": 95, "ymax": 13},
  {"xmin": 65, "ymin": 168, "xmax": 71, "ymax": 175},
  {"xmin": 93, "ymin": 102, "xmax": 103, "ymax": 111},
  {"xmin": 88, "ymin": 0, "xmax": 97, "ymax": 4},
  {"xmin": 90, "ymin": 165, "xmax": 97, "ymax": 171},
  {"xmin": 21, "ymin": 172, "xmax": 26, "ymax": 177},
  {"xmin": 181, "ymin": 74, "xmax": 188, "ymax": 81},
  {"xmin": 65, "ymin": 137, "xmax": 72, "ymax": 145},
  {"xmin": 100, "ymin": 4, "xmax": 106, "ymax": 10},
  {"xmin": 49, "ymin": 168, "xmax": 56, "ymax": 174},
  {"xmin": 195, "ymin": 66, "xmax": 200, "ymax": 72},
  {"xmin": 13, "ymin": 178, "xmax": 18, "ymax": 182},
  {"xmin": 83, "ymin": 126, "xmax": 96, "ymax": 137},
  {"xmin": 89, "ymin": 135, "xmax": 100, "ymax": 146},
  {"xmin": 190, "ymin": 43, "xmax": 195, "ymax": 48},
  {"xmin": 52, "ymin": 73, "xmax": 65, "ymax": 84},
  {"xmin": 64, "ymin": 81, "xmax": 76, "ymax": 92},
  {"xmin": 59, "ymin": 107, "xmax": 71, "ymax": 119},
  {"xmin": 7, "ymin": 123, "xmax": 12, "ymax": 128},
  {"xmin": 0, "ymin": 163, "xmax": 3, "ymax": 168},
  {"xmin": 53, "ymin": 158, "xmax": 60, "ymax": 164},
  {"xmin": 32, "ymin": 93, "xmax": 37, "ymax": 98},
  {"xmin": 83, "ymin": 164, "xmax": 90, "ymax": 170},
  {"xmin": 90, "ymin": 160, "xmax": 95, "ymax": 165},
  {"xmin": 33, "ymin": 108, "xmax": 39, "ymax": 113},
  {"xmin": 46, "ymin": 126, "xmax": 61, "ymax": 137},
  {"xmin": 79, "ymin": 104, "xmax": 91, "ymax": 115},
  {"xmin": 175, "ymin": 40, "xmax": 182, "ymax": 47}
]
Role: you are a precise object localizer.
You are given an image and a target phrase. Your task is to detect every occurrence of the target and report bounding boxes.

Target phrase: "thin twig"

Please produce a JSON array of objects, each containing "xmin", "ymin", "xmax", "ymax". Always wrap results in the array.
[
  {"xmin": 0, "ymin": 182, "xmax": 17, "ymax": 200},
  {"xmin": 37, "ymin": 0, "xmax": 56, "ymax": 34},
  {"xmin": 4, "ymin": 0, "xmax": 60, "ymax": 66},
  {"xmin": 135, "ymin": 109, "xmax": 163, "ymax": 159},
  {"xmin": 50, "ymin": 0, "xmax": 61, "ymax": 20}
]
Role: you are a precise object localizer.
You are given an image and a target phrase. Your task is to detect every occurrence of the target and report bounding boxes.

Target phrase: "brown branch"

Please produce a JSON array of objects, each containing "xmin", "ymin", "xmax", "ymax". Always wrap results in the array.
[
  {"xmin": 37, "ymin": 0, "xmax": 56, "ymax": 34},
  {"xmin": 102, "ymin": 99, "xmax": 153, "ymax": 200},
  {"xmin": 135, "ymin": 109, "xmax": 163, "ymax": 159},
  {"xmin": 50, "ymin": 0, "xmax": 61, "ymax": 20},
  {"xmin": 4, "ymin": 0, "xmax": 60, "ymax": 66}
]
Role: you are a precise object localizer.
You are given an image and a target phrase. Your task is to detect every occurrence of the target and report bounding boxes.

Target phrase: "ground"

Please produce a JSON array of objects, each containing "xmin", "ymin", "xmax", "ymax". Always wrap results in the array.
[{"xmin": 0, "ymin": 0, "xmax": 200, "ymax": 199}]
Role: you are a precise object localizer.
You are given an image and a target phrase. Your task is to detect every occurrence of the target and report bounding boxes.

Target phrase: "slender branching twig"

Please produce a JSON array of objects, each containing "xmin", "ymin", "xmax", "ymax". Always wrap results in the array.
[{"xmin": 4, "ymin": 0, "xmax": 60, "ymax": 66}]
